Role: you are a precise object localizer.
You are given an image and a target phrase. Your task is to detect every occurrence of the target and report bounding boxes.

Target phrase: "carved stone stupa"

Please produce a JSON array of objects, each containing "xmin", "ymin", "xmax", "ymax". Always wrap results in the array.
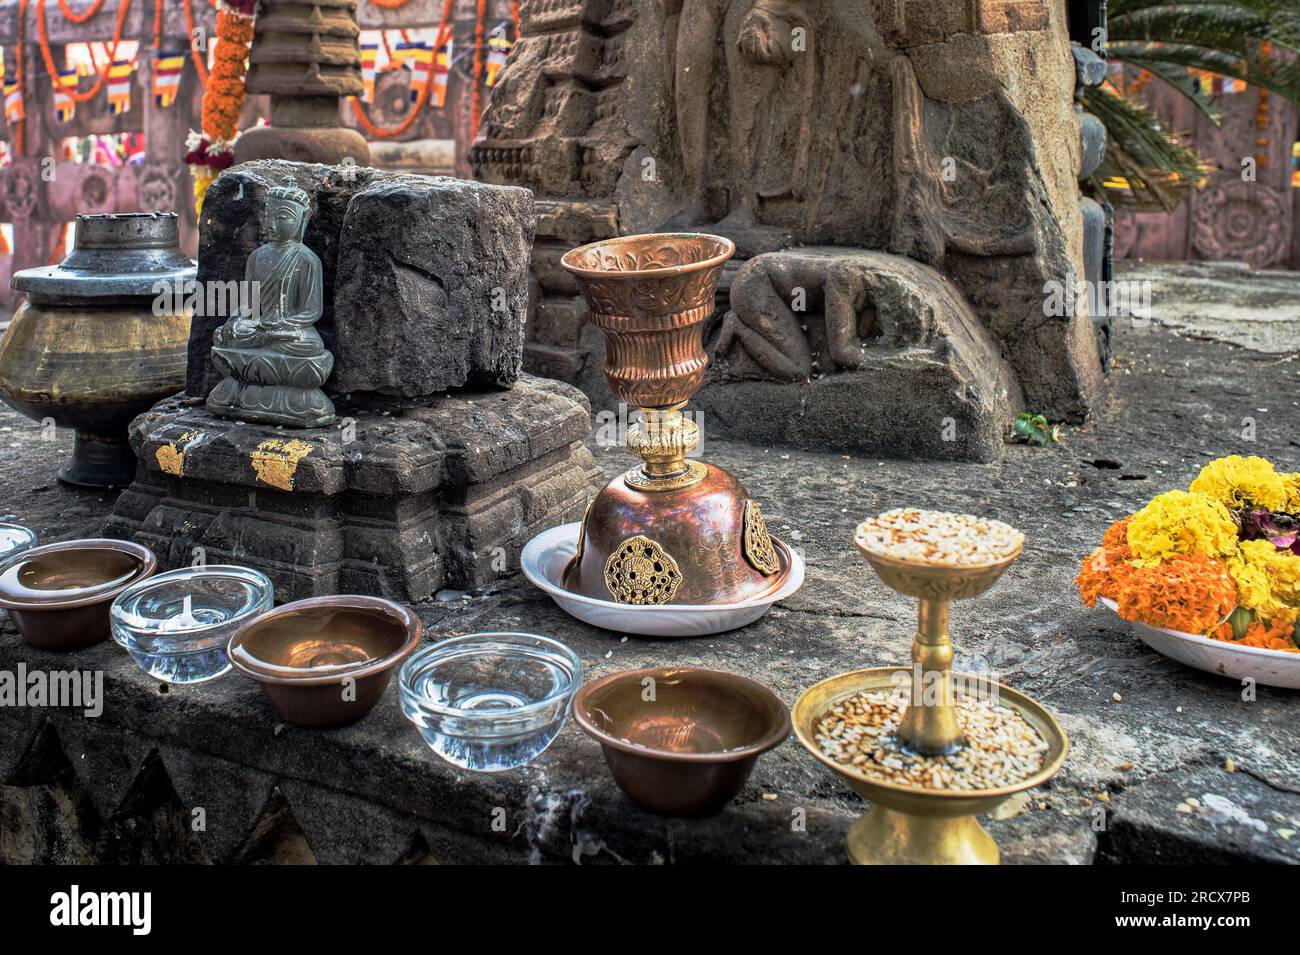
[
  {"xmin": 207, "ymin": 177, "xmax": 336, "ymax": 428},
  {"xmin": 233, "ymin": 0, "xmax": 371, "ymax": 166}
]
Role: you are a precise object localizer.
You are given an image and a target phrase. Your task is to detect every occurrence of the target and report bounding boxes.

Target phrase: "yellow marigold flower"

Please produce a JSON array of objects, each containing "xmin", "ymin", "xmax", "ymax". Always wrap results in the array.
[
  {"xmin": 1127, "ymin": 490, "xmax": 1238, "ymax": 567},
  {"xmin": 1189, "ymin": 455, "xmax": 1287, "ymax": 511},
  {"xmin": 1283, "ymin": 473, "xmax": 1300, "ymax": 513},
  {"xmin": 1228, "ymin": 540, "xmax": 1300, "ymax": 625}
]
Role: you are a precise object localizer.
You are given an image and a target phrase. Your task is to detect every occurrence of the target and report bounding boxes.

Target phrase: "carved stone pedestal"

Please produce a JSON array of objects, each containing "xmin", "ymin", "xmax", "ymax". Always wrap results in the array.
[{"xmin": 103, "ymin": 378, "xmax": 600, "ymax": 602}]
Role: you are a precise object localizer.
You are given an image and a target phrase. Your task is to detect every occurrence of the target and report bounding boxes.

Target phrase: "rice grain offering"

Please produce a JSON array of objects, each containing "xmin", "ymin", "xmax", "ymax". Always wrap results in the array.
[
  {"xmin": 815, "ymin": 688, "xmax": 1050, "ymax": 791},
  {"xmin": 855, "ymin": 508, "xmax": 1024, "ymax": 567}
]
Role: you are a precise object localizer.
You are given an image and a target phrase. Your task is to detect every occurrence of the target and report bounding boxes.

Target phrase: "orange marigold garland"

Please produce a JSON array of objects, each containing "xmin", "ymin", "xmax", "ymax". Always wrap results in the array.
[
  {"xmin": 185, "ymin": 0, "xmax": 255, "ymax": 213},
  {"xmin": 1213, "ymin": 617, "xmax": 1297, "ymax": 653}
]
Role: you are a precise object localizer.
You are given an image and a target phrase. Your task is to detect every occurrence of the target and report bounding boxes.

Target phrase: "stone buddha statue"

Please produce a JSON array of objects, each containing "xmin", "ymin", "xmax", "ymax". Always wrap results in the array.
[{"xmin": 207, "ymin": 178, "xmax": 336, "ymax": 428}]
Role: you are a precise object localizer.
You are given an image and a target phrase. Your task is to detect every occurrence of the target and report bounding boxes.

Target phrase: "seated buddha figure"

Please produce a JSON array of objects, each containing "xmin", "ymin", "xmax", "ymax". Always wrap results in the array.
[{"xmin": 207, "ymin": 178, "xmax": 336, "ymax": 428}]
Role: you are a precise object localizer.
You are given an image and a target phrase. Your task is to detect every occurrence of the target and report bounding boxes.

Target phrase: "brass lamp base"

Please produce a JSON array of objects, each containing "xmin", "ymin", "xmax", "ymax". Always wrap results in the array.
[
  {"xmin": 847, "ymin": 807, "xmax": 998, "ymax": 866},
  {"xmin": 793, "ymin": 667, "xmax": 1068, "ymax": 866}
]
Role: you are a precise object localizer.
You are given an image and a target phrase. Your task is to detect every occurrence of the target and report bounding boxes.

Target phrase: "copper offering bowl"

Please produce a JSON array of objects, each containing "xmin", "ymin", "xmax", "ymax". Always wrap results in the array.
[
  {"xmin": 0, "ymin": 538, "xmax": 157, "ymax": 650},
  {"xmin": 559, "ymin": 233, "xmax": 792, "ymax": 609},
  {"xmin": 228, "ymin": 595, "xmax": 423, "ymax": 729},
  {"xmin": 574, "ymin": 666, "xmax": 790, "ymax": 815}
]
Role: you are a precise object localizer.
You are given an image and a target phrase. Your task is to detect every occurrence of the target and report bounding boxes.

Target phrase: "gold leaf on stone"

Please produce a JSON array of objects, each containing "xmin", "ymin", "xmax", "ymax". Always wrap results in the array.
[
  {"xmin": 154, "ymin": 430, "xmax": 200, "ymax": 477},
  {"xmin": 250, "ymin": 438, "xmax": 314, "ymax": 491}
]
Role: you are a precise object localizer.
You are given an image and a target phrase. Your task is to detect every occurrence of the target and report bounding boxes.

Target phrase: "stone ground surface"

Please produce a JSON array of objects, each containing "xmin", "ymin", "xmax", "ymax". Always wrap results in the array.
[
  {"xmin": 2, "ymin": 264, "xmax": 1300, "ymax": 864},
  {"xmin": 1119, "ymin": 259, "xmax": 1300, "ymax": 355}
]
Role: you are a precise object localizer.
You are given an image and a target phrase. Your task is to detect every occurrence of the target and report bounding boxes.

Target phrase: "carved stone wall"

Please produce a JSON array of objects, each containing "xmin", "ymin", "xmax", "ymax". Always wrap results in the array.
[{"xmin": 472, "ymin": 0, "xmax": 1105, "ymax": 450}]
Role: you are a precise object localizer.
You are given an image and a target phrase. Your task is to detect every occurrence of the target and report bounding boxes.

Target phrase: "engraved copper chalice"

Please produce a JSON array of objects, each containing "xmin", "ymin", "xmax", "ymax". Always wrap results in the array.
[{"xmin": 558, "ymin": 234, "xmax": 794, "ymax": 607}]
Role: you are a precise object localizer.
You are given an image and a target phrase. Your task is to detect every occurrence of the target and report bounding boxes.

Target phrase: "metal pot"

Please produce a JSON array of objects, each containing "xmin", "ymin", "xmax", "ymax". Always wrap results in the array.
[{"xmin": 0, "ymin": 212, "xmax": 194, "ymax": 487}]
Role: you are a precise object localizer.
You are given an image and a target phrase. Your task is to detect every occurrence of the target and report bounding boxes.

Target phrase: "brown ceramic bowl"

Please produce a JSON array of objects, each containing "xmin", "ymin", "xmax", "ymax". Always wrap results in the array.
[
  {"xmin": 228, "ymin": 595, "xmax": 423, "ymax": 729},
  {"xmin": 574, "ymin": 666, "xmax": 790, "ymax": 815},
  {"xmin": 0, "ymin": 538, "xmax": 156, "ymax": 650}
]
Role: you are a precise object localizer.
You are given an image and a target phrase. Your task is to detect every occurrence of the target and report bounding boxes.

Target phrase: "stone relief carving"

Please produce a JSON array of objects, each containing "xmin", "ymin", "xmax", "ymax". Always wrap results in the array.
[
  {"xmin": 1193, "ymin": 181, "xmax": 1288, "ymax": 268},
  {"xmin": 473, "ymin": 0, "xmax": 1104, "ymax": 457}
]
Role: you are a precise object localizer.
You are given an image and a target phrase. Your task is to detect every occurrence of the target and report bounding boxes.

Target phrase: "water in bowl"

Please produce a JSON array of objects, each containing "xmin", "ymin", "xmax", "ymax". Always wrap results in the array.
[{"xmin": 401, "ymin": 635, "xmax": 580, "ymax": 773}]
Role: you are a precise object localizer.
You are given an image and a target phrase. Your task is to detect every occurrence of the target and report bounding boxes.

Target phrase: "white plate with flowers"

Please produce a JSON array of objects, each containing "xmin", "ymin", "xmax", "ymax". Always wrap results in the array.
[{"xmin": 1099, "ymin": 597, "xmax": 1300, "ymax": 690}]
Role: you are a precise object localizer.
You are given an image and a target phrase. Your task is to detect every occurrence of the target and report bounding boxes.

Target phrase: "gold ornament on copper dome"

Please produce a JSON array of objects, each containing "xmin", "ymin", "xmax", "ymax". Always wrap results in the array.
[{"xmin": 560, "ymin": 233, "xmax": 794, "ymax": 606}]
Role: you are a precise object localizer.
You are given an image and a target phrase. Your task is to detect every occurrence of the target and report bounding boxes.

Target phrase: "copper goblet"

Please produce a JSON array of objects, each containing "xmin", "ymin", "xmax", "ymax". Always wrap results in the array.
[{"xmin": 559, "ymin": 234, "xmax": 792, "ymax": 607}]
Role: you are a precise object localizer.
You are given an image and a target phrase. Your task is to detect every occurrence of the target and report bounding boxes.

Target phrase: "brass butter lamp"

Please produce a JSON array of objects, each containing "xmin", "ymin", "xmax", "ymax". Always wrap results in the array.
[
  {"xmin": 559, "ymin": 233, "xmax": 792, "ymax": 607},
  {"xmin": 793, "ymin": 528, "xmax": 1069, "ymax": 865},
  {"xmin": 0, "ymin": 213, "xmax": 193, "ymax": 487}
]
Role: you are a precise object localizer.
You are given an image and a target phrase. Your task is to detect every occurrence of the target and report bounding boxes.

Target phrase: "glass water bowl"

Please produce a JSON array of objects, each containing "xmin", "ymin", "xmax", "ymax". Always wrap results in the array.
[
  {"xmin": 111, "ymin": 565, "xmax": 274, "ymax": 684},
  {"xmin": 0, "ymin": 524, "xmax": 36, "ymax": 561},
  {"xmin": 399, "ymin": 632, "xmax": 582, "ymax": 773}
]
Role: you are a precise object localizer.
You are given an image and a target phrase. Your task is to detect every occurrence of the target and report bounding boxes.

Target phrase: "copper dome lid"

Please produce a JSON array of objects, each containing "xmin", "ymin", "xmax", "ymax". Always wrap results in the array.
[{"xmin": 560, "ymin": 233, "xmax": 792, "ymax": 607}]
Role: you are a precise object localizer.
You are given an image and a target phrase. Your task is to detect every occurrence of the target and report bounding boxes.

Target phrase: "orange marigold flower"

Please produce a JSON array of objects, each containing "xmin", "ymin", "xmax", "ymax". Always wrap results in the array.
[
  {"xmin": 1212, "ymin": 617, "xmax": 1298, "ymax": 653},
  {"xmin": 1107, "ymin": 554, "xmax": 1236, "ymax": 634},
  {"xmin": 1101, "ymin": 516, "xmax": 1132, "ymax": 557},
  {"xmin": 1075, "ymin": 517, "xmax": 1135, "ymax": 607}
]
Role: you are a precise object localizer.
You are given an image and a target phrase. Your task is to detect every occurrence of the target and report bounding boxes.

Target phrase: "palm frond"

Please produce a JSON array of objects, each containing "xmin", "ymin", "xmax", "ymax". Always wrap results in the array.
[
  {"xmin": 1109, "ymin": 41, "xmax": 1300, "ymax": 103},
  {"xmin": 1120, "ymin": 56, "xmax": 1223, "ymax": 122},
  {"xmin": 1110, "ymin": 2, "xmax": 1300, "ymax": 55},
  {"xmin": 1082, "ymin": 85, "xmax": 1211, "ymax": 211}
]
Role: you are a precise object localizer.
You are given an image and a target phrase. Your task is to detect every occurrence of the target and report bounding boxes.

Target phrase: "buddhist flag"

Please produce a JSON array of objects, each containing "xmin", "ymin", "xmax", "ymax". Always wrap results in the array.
[
  {"xmin": 152, "ymin": 51, "xmax": 185, "ymax": 107},
  {"xmin": 360, "ymin": 41, "xmax": 378, "ymax": 102},
  {"xmin": 432, "ymin": 40, "xmax": 451, "ymax": 108},
  {"xmin": 54, "ymin": 69, "xmax": 77, "ymax": 123},
  {"xmin": 4, "ymin": 81, "xmax": 23, "ymax": 124},
  {"xmin": 3, "ymin": 59, "xmax": 21, "ymax": 125},
  {"xmin": 405, "ymin": 42, "xmax": 432, "ymax": 104},
  {"xmin": 107, "ymin": 59, "xmax": 134, "ymax": 115},
  {"xmin": 486, "ymin": 26, "xmax": 512, "ymax": 87},
  {"xmin": 392, "ymin": 40, "xmax": 419, "ymax": 70}
]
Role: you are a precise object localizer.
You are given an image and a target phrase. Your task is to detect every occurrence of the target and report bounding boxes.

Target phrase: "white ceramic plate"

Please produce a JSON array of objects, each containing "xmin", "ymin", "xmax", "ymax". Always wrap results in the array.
[
  {"xmin": 1100, "ymin": 596, "xmax": 1300, "ymax": 689},
  {"xmin": 521, "ymin": 522, "xmax": 805, "ymax": 637}
]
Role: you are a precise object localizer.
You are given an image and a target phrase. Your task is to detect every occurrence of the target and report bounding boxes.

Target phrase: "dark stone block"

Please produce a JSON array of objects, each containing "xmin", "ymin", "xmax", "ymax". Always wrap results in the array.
[
  {"xmin": 332, "ymin": 177, "xmax": 533, "ymax": 398},
  {"xmin": 189, "ymin": 160, "xmax": 392, "ymax": 398},
  {"xmin": 188, "ymin": 161, "xmax": 532, "ymax": 402},
  {"xmin": 104, "ymin": 375, "xmax": 600, "ymax": 602}
]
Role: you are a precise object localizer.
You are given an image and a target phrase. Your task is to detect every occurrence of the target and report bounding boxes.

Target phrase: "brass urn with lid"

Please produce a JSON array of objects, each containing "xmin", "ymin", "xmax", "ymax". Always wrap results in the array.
[
  {"xmin": 0, "ymin": 213, "xmax": 193, "ymax": 487},
  {"xmin": 559, "ymin": 233, "xmax": 792, "ymax": 606}
]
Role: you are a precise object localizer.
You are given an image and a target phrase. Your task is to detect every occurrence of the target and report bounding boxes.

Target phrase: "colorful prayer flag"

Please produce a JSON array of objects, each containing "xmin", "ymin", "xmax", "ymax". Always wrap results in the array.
[
  {"xmin": 360, "ymin": 41, "xmax": 378, "ymax": 103},
  {"xmin": 432, "ymin": 40, "xmax": 451, "ymax": 108},
  {"xmin": 3, "ymin": 56, "xmax": 21, "ymax": 125},
  {"xmin": 107, "ymin": 59, "xmax": 134, "ymax": 115},
  {"xmin": 54, "ymin": 69, "xmax": 77, "ymax": 123},
  {"xmin": 392, "ymin": 40, "xmax": 419, "ymax": 70},
  {"xmin": 152, "ymin": 51, "xmax": 185, "ymax": 108},
  {"xmin": 405, "ymin": 42, "xmax": 433, "ymax": 104},
  {"xmin": 486, "ymin": 27, "xmax": 512, "ymax": 87}
]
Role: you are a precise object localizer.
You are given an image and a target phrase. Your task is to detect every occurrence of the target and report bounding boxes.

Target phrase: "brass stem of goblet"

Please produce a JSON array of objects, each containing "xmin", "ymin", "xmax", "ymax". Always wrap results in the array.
[
  {"xmin": 627, "ymin": 403, "xmax": 698, "ymax": 481},
  {"xmin": 896, "ymin": 597, "xmax": 965, "ymax": 756}
]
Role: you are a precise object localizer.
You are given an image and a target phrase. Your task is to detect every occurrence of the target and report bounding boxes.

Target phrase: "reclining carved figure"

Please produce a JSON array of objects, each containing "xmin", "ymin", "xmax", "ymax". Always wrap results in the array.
[{"xmin": 714, "ymin": 248, "xmax": 988, "ymax": 383}]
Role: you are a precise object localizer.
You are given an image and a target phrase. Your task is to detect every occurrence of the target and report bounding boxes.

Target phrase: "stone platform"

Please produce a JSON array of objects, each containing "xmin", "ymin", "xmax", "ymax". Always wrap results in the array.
[
  {"xmin": 2, "ymin": 276, "xmax": 1299, "ymax": 863},
  {"xmin": 102, "ymin": 375, "xmax": 600, "ymax": 602}
]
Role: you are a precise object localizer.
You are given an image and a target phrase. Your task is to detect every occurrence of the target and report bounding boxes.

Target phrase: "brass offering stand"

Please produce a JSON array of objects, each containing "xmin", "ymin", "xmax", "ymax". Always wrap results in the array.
[{"xmin": 793, "ymin": 531, "xmax": 1068, "ymax": 865}]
